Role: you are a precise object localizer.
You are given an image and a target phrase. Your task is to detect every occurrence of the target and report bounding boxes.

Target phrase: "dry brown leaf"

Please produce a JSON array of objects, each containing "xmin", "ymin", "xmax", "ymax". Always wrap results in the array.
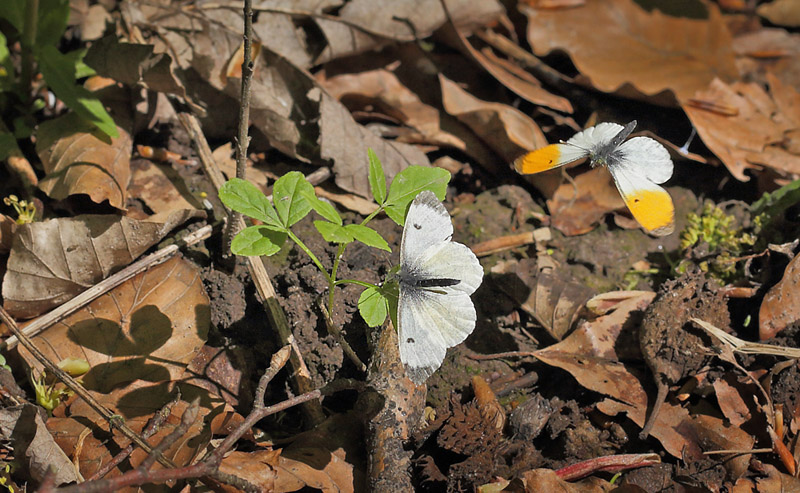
[
  {"xmin": 0, "ymin": 214, "xmax": 15, "ymax": 253},
  {"xmin": 758, "ymin": 0, "xmax": 800, "ymax": 27},
  {"xmin": 49, "ymin": 382, "xmax": 213, "ymax": 481},
  {"xmin": 18, "ymin": 257, "xmax": 209, "ymax": 391},
  {"xmin": 322, "ymin": 68, "xmax": 464, "ymax": 149},
  {"xmin": 759, "ymin": 251, "xmax": 800, "ymax": 340},
  {"xmin": 128, "ymin": 160, "xmax": 201, "ymax": 215},
  {"xmin": 523, "ymin": 0, "xmax": 738, "ymax": 102},
  {"xmin": 184, "ymin": 345, "xmax": 252, "ymax": 407},
  {"xmin": 314, "ymin": 186, "xmax": 378, "ymax": 215},
  {"xmin": 684, "ymin": 75, "xmax": 800, "ymax": 182},
  {"xmin": 441, "ymin": 25, "xmax": 573, "ymax": 113},
  {"xmin": 138, "ymin": 8, "xmax": 429, "ymax": 198},
  {"xmin": 546, "ymin": 166, "xmax": 626, "ymax": 236},
  {"xmin": 518, "ymin": 272, "xmax": 596, "ymax": 341},
  {"xmin": 36, "ymin": 112, "xmax": 132, "ymax": 209},
  {"xmin": 0, "ymin": 404, "xmax": 80, "ymax": 486},
  {"xmin": 712, "ymin": 374, "xmax": 759, "ymax": 427},
  {"xmin": 439, "ymin": 74, "xmax": 547, "ymax": 162},
  {"xmin": 83, "ymin": 36, "xmax": 189, "ymax": 100},
  {"xmin": 532, "ymin": 291, "xmax": 706, "ymax": 457},
  {"xmin": 2, "ymin": 209, "xmax": 202, "ymax": 318},
  {"xmin": 218, "ymin": 450, "xmax": 280, "ymax": 492},
  {"xmin": 272, "ymin": 447, "xmax": 355, "ymax": 493},
  {"xmin": 521, "ymin": 468, "xmax": 613, "ymax": 492}
]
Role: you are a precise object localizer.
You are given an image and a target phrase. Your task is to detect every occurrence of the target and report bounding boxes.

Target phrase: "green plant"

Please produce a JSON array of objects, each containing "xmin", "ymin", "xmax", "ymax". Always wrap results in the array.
[
  {"xmin": 219, "ymin": 149, "xmax": 450, "ymax": 327},
  {"xmin": 678, "ymin": 202, "xmax": 756, "ymax": 282},
  {"xmin": 2, "ymin": 195, "xmax": 35, "ymax": 224},
  {"xmin": 0, "ymin": 0, "xmax": 118, "ymax": 157}
]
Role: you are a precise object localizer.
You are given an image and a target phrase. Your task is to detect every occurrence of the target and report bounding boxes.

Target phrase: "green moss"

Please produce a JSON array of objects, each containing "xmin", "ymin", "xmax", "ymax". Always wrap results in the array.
[{"xmin": 678, "ymin": 202, "xmax": 756, "ymax": 283}]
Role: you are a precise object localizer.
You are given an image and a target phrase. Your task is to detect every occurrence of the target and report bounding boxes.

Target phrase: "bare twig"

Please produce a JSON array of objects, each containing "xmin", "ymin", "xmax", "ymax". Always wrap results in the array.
[
  {"xmin": 318, "ymin": 298, "xmax": 367, "ymax": 372},
  {"xmin": 1, "ymin": 224, "xmax": 214, "ymax": 350},
  {"xmin": 222, "ymin": 0, "xmax": 255, "ymax": 254}
]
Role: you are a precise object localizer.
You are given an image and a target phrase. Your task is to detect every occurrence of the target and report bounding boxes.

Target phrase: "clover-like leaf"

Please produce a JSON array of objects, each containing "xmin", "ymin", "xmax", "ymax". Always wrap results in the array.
[
  {"xmin": 273, "ymin": 171, "xmax": 314, "ymax": 228},
  {"xmin": 314, "ymin": 221, "xmax": 354, "ymax": 244},
  {"xmin": 368, "ymin": 148, "xmax": 387, "ymax": 205},
  {"xmin": 219, "ymin": 178, "xmax": 282, "ymax": 229},
  {"xmin": 385, "ymin": 166, "xmax": 450, "ymax": 225},
  {"xmin": 345, "ymin": 224, "xmax": 390, "ymax": 252},
  {"xmin": 231, "ymin": 225, "xmax": 287, "ymax": 256},
  {"xmin": 358, "ymin": 286, "xmax": 388, "ymax": 327},
  {"xmin": 301, "ymin": 189, "xmax": 342, "ymax": 225}
]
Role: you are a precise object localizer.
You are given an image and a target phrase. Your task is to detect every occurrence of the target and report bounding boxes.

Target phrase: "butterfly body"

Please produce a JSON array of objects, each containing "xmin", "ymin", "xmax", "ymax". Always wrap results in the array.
[{"xmin": 514, "ymin": 120, "xmax": 675, "ymax": 236}]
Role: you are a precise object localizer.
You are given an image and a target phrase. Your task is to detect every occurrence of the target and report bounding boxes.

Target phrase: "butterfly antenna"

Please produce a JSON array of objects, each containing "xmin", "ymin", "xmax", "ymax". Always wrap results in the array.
[{"xmin": 678, "ymin": 127, "xmax": 697, "ymax": 155}]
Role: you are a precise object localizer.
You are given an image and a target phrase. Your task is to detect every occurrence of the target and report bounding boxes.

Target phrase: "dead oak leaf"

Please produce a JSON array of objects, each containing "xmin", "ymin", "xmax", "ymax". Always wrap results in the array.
[
  {"xmin": 759, "ymin": 251, "xmax": 800, "ymax": 340},
  {"xmin": 321, "ymin": 68, "xmax": 464, "ymax": 149},
  {"xmin": 439, "ymin": 74, "xmax": 547, "ymax": 163},
  {"xmin": 546, "ymin": 166, "xmax": 625, "ymax": 236},
  {"xmin": 683, "ymin": 74, "xmax": 800, "ymax": 181},
  {"xmin": 36, "ymin": 112, "xmax": 132, "ymax": 210},
  {"xmin": 17, "ymin": 257, "xmax": 209, "ymax": 392},
  {"xmin": 2, "ymin": 209, "xmax": 202, "ymax": 318},
  {"xmin": 522, "ymin": 0, "xmax": 738, "ymax": 102}
]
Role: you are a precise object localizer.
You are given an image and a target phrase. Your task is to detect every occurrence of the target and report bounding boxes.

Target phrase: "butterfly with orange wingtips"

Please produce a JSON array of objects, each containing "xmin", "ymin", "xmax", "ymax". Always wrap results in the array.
[{"xmin": 514, "ymin": 120, "xmax": 675, "ymax": 236}]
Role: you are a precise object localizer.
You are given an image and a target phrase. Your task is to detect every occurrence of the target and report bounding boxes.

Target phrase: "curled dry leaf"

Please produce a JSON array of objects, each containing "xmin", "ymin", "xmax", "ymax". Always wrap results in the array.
[
  {"xmin": 322, "ymin": 68, "xmax": 464, "ymax": 149},
  {"xmin": 440, "ymin": 24, "xmax": 573, "ymax": 113},
  {"xmin": 521, "ymin": 468, "xmax": 613, "ymax": 493},
  {"xmin": 2, "ymin": 209, "xmax": 203, "ymax": 318},
  {"xmin": 18, "ymin": 257, "xmax": 209, "ymax": 391},
  {"xmin": 759, "ymin": 251, "xmax": 800, "ymax": 340},
  {"xmin": 683, "ymin": 74, "xmax": 800, "ymax": 181},
  {"xmin": 36, "ymin": 112, "xmax": 132, "ymax": 209},
  {"xmin": 0, "ymin": 404, "xmax": 79, "ymax": 486},
  {"xmin": 136, "ymin": 6, "xmax": 429, "ymax": 198},
  {"xmin": 757, "ymin": 0, "xmax": 800, "ymax": 27},
  {"xmin": 440, "ymin": 74, "xmax": 548, "ymax": 163},
  {"xmin": 546, "ymin": 166, "xmax": 626, "ymax": 236},
  {"xmin": 523, "ymin": 0, "xmax": 737, "ymax": 103}
]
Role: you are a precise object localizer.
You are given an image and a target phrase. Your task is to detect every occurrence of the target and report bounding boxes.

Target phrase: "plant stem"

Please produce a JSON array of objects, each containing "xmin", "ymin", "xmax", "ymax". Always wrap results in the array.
[
  {"xmin": 20, "ymin": 0, "xmax": 39, "ymax": 103},
  {"xmin": 286, "ymin": 230, "xmax": 330, "ymax": 282},
  {"xmin": 334, "ymin": 279, "xmax": 378, "ymax": 289},
  {"xmin": 327, "ymin": 243, "xmax": 347, "ymax": 316}
]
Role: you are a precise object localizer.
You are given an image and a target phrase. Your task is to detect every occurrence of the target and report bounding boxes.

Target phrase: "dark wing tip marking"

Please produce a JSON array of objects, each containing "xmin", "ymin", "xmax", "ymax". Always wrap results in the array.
[{"xmin": 413, "ymin": 191, "xmax": 449, "ymax": 217}]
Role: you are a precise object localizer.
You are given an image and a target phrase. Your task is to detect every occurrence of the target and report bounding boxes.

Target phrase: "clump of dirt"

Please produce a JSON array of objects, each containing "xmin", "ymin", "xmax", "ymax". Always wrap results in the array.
[{"xmin": 638, "ymin": 270, "xmax": 731, "ymax": 438}]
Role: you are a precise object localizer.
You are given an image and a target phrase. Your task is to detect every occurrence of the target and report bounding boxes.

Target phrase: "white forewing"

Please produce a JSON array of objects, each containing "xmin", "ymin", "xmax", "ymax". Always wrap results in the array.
[
  {"xmin": 614, "ymin": 136, "xmax": 673, "ymax": 184},
  {"xmin": 400, "ymin": 191, "xmax": 453, "ymax": 267},
  {"xmin": 566, "ymin": 122, "xmax": 624, "ymax": 151},
  {"xmin": 398, "ymin": 191, "xmax": 484, "ymax": 385},
  {"xmin": 413, "ymin": 241, "xmax": 482, "ymax": 295}
]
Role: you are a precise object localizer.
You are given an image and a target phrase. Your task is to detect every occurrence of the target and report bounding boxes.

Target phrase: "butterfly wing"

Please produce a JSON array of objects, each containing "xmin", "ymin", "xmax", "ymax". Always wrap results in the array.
[
  {"xmin": 608, "ymin": 136, "xmax": 675, "ymax": 236},
  {"xmin": 399, "ymin": 209, "xmax": 483, "ymax": 384},
  {"xmin": 513, "ymin": 122, "xmax": 625, "ymax": 175},
  {"xmin": 400, "ymin": 191, "xmax": 453, "ymax": 267}
]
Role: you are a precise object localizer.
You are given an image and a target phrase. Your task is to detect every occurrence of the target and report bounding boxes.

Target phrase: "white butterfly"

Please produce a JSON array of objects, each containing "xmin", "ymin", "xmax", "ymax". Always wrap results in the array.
[{"xmin": 398, "ymin": 191, "xmax": 483, "ymax": 384}]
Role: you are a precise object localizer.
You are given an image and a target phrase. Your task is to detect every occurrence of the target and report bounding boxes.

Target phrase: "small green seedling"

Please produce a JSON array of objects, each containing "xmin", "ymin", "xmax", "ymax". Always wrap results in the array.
[{"xmin": 219, "ymin": 149, "xmax": 450, "ymax": 327}]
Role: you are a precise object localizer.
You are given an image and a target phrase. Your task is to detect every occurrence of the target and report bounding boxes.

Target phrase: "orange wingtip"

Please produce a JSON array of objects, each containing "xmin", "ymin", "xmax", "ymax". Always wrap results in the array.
[
  {"xmin": 624, "ymin": 189, "xmax": 675, "ymax": 236},
  {"xmin": 513, "ymin": 145, "xmax": 563, "ymax": 175}
]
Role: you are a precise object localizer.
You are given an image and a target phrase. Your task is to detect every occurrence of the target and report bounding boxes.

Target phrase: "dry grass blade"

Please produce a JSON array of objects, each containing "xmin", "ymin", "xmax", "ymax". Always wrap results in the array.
[{"xmin": 691, "ymin": 317, "xmax": 800, "ymax": 357}]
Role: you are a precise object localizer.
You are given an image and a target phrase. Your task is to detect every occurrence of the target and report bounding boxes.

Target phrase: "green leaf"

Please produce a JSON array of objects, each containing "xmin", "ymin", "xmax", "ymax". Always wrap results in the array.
[
  {"xmin": 751, "ymin": 178, "xmax": 800, "ymax": 219},
  {"xmin": 358, "ymin": 286, "xmax": 388, "ymax": 327},
  {"xmin": 231, "ymin": 225, "xmax": 287, "ymax": 256},
  {"xmin": 385, "ymin": 166, "xmax": 450, "ymax": 225},
  {"xmin": 0, "ymin": 0, "xmax": 25, "ymax": 31},
  {"xmin": 273, "ymin": 171, "xmax": 314, "ymax": 227},
  {"xmin": 37, "ymin": 0, "xmax": 70, "ymax": 47},
  {"xmin": 301, "ymin": 189, "xmax": 342, "ymax": 225},
  {"xmin": 314, "ymin": 221, "xmax": 354, "ymax": 244},
  {"xmin": 37, "ymin": 46, "xmax": 119, "ymax": 139},
  {"xmin": 344, "ymin": 224, "xmax": 390, "ymax": 252},
  {"xmin": 0, "ymin": 31, "xmax": 14, "ymax": 91},
  {"xmin": 0, "ymin": 132, "xmax": 20, "ymax": 162},
  {"xmin": 368, "ymin": 148, "xmax": 387, "ymax": 205},
  {"xmin": 219, "ymin": 178, "xmax": 283, "ymax": 229}
]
